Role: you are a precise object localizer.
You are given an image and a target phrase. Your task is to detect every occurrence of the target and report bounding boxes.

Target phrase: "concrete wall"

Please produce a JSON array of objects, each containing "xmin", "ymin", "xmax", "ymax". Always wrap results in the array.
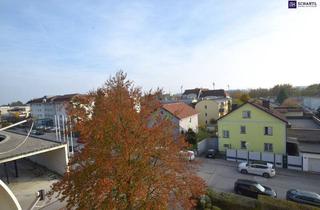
[
  {"xmin": 197, "ymin": 138, "xmax": 218, "ymax": 155},
  {"xmin": 29, "ymin": 146, "xmax": 68, "ymax": 175}
]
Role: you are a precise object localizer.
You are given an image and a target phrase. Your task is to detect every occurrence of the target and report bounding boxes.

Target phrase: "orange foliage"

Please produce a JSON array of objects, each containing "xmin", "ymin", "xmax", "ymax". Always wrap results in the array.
[{"xmin": 50, "ymin": 71, "xmax": 206, "ymax": 210}]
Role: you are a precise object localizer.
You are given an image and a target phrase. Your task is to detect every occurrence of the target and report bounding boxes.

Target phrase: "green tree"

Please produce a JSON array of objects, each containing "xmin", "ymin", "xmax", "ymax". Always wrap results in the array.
[
  {"xmin": 302, "ymin": 84, "xmax": 320, "ymax": 96},
  {"xmin": 185, "ymin": 128, "xmax": 197, "ymax": 145},
  {"xmin": 276, "ymin": 88, "xmax": 288, "ymax": 104},
  {"xmin": 239, "ymin": 93, "xmax": 250, "ymax": 103},
  {"xmin": 8, "ymin": 101, "xmax": 24, "ymax": 106}
]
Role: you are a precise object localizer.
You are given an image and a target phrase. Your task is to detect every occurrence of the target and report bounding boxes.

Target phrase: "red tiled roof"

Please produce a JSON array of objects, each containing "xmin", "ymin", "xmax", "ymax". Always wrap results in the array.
[{"xmin": 162, "ymin": 102, "xmax": 198, "ymax": 119}]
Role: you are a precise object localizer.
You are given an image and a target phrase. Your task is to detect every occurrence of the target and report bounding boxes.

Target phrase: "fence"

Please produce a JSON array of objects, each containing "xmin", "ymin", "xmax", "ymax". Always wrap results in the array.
[
  {"xmin": 226, "ymin": 149, "xmax": 285, "ymax": 168},
  {"xmin": 287, "ymin": 155, "xmax": 303, "ymax": 170}
]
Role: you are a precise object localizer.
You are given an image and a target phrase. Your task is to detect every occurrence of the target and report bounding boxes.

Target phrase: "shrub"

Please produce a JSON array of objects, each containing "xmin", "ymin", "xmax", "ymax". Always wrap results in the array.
[
  {"xmin": 259, "ymin": 195, "xmax": 319, "ymax": 210},
  {"xmin": 196, "ymin": 189, "xmax": 319, "ymax": 210}
]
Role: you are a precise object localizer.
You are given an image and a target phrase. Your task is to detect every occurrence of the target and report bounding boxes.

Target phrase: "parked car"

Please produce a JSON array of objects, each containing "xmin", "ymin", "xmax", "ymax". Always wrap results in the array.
[
  {"xmin": 31, "ymin": 129, "xmax": 45, "ymax": 135},
  {"xmin": 238, "ymin": 161, "xmax": 275, "ymax": 178},
  {"xmin": 180, "ymin": 150, "xmax": 195, "ymax": 161},
  {"xmin": 286, "ymin": 189, "xmax": 320, "ymax": 207},
  {"xmin": 45, "ymin": 126, "xmax": 56, "ymax": 132},
  {"xmin": 234, "ymin": 179, "xmax": 277, "ymax": 199},
  {"xmin": 206, "ymin": 149, "xmax": 216, "ymax": 158}
]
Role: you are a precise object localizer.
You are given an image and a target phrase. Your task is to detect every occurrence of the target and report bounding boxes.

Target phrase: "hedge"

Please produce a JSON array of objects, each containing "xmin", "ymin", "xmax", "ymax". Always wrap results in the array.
[{"xmin": 196, "ymin": 189, "xmax": 320, "ymax": 210}]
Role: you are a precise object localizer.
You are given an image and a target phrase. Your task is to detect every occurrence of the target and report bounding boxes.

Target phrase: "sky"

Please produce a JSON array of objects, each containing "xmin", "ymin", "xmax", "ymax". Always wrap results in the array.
[{"xmin": 0, "ymin": 0, "xmax": 319, "ymax": 104}]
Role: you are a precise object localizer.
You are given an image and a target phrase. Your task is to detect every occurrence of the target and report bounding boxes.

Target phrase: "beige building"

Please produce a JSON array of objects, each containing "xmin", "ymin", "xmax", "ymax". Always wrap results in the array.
[
  {"xmin": 195, "ymin": 99, "xmax": 231, "ymax": 127},
  {"xmin": 195, "ymin": 89, "xmax": 231, "ymax": 127}
]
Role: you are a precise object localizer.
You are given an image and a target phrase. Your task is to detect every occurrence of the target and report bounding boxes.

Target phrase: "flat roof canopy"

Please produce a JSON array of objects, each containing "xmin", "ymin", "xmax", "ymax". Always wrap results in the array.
[{"xmin": 0, "ymin": 131, "xmax": 66, "ymax": 164}]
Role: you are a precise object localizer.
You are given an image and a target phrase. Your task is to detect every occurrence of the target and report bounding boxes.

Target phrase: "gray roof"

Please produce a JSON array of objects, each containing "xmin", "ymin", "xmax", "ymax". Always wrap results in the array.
[
  {"xmin": 299, "ymin": 142, "xmax": 320, "ymax": 154},
  {"xmin": 0, "ymin": 131, "xmax": 63, "ymax": 162},
  {"xmin": 288, "ymin": 119, "xmax": 320, "ymax": 129},
  {"xmin": 199, "ymin": 89, "xmax": 227, "ymax": 98},
  {"xmin": 287, "ymin": 129, "xmax": 320, "ymax": 143}
]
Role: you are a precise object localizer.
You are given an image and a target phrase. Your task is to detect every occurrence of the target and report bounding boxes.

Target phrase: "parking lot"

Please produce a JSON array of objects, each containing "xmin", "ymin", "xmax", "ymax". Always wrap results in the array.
[{"xmin": 196, "ymin": 157, "xmax": 320, "ymax": 199}]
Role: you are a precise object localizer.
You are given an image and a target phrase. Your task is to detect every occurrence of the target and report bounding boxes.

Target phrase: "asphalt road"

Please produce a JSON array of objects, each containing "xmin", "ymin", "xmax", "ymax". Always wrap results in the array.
[{"xmin": 196, "ymin": 157, "xmax": 320, "ymax": 199}]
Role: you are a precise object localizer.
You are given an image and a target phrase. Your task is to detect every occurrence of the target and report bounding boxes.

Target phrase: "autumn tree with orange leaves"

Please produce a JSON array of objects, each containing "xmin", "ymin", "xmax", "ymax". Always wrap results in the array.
[{"xmin": 50, "ymin": 71, "xmax": 206, "ymax": 210}]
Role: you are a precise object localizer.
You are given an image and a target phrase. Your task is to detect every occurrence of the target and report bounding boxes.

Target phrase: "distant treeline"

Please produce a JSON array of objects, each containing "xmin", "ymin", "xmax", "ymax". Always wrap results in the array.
[{"xmin": 230, "ymin": 84, "xmax": 320, "ymax": 99}]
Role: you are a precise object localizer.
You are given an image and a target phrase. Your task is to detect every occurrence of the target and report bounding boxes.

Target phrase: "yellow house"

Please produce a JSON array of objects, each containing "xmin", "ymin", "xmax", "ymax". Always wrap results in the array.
[
  {"xmin": 218, "ymin": 101, "xmax": 289, "ymax": 154},
  {"xmin": 195, "ymin": 99, "xmax": 231, "ymax": 126}
]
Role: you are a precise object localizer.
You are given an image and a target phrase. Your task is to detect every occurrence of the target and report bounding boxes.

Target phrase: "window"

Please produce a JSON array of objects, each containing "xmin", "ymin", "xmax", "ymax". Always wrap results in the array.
[
  {"xmin": 204, "ymin": 105, "xmax": 207, "ymax": 109},
  {"xmin": 205, "ymin": 120, "xmax": 208, "ymax": 124},
  {"xmin": 264, "ymin": 143, "xmax": 273, "ymax": 152},
  {"xmin": 189, "ymin": 118, "xmax": 192, "ymax": 123},
  {"xmin": 242, "ymin": 111, "xmax": 251, "ymax": 118},
  {"xmin": 240, "ymin": 141, "xmax": 246, "ymax": 149},
  {"xmin": 205, "ymin": 113, "xmax": 207, "ymax": 117},
  {"xmin": 224, "ymin": 144, "xmax": 231, "ymax": 149},
  {"xmin": 240, "ymin": 126, "xmax": 246, "ymax": 134},
  {"xmin": 264, "ymin": 127, "xmax": 273, "ymax": 135},
  {"xmin": 223, "ymin": 130, "xmax": 230, "ymax": 138}
]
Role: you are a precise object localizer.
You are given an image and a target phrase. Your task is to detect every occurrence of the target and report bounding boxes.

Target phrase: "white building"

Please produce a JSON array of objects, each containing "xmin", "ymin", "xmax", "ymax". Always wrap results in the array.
[
  {"xmin": 27, "ymin": 94, "xmax": 79, "ymax": 125},
  {"xmin": 161, "ymin": 102, "xmax": 198, "ymax": 133}
]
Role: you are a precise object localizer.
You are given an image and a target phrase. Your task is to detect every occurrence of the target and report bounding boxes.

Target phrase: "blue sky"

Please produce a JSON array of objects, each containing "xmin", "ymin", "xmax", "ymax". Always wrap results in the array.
[{"xmin": 0, "ymin": 0, "xmax": 319, "ymax": 104}]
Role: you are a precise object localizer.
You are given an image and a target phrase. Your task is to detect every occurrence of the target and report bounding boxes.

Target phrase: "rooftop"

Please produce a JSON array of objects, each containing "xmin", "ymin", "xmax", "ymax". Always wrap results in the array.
[
  {"xmin": 182, "ymin": 88, "xmax": 208, "ymax": 96},
  {"xmin": 199, "ymin": 89, "xmax": 228, "ymax": 98},
  {"xmin": 298, "ymin": 142, "xmax": 320, "ymax": 154},
  {"xmin": 288, "ymin": 119, "xmax": 320, "ymax": 129},
  {"xmin": 27, "ymin": 93, "xmax": 79, "ymax": 104},
  {"xmin": 218, "ymin": 100, "xmax": 288, "ymax": 124},
  {"xmin": 162, "ymin": 102, "xmax": 198, "ymax": 119}
]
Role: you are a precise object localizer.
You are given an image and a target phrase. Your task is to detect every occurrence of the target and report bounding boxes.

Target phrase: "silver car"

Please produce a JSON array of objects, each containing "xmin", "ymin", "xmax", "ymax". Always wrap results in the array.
[{"xmin": 238, "ymin": 161, "xmax": 276, "ymax": 178}]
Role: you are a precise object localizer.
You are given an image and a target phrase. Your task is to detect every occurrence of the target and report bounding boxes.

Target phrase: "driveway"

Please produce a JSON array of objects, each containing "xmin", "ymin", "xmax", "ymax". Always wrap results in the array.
[{"xmin": 196, "ymin": 157, "xmax": 320, "ymax": 199}]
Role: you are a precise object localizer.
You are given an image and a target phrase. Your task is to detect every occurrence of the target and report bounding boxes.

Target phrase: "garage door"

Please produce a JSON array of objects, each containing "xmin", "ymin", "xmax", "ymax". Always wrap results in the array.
[{"xmin": 309, "ymin": 158, "xmax": 320, "ymax": 173}]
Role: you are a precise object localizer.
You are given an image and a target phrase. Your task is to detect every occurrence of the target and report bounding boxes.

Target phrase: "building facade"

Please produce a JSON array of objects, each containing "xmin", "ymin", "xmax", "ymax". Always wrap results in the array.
[
  {"xmin": 195, "ymin": 100, "xmax": 220, "ymax": 126},
  {"xmin": 195, "ymin": 89, "xmax": 232, "ymax": 127},
  {"xmin": 161, "ymin": 102, "xmax": 199, "ymax": 133},
  {"xmin": 218, "ymin": 102, "xmax": 288, "ymax": 154},
  {"xmin": 27, "ymin": 94, "xmax": 79, "ymax": 125}
]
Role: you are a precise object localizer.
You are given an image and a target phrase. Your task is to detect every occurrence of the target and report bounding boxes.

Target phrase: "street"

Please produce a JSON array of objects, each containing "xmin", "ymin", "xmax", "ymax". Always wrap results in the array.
[{"xmin": 196, "ymin": 157, "xmax": 320, "ymax": 199}]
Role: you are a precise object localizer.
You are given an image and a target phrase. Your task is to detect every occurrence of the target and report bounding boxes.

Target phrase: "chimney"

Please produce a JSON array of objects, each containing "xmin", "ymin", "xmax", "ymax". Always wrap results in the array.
[{"xmin": 262, "ymin": 100, "xmax": 270, "ymax": 109}]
